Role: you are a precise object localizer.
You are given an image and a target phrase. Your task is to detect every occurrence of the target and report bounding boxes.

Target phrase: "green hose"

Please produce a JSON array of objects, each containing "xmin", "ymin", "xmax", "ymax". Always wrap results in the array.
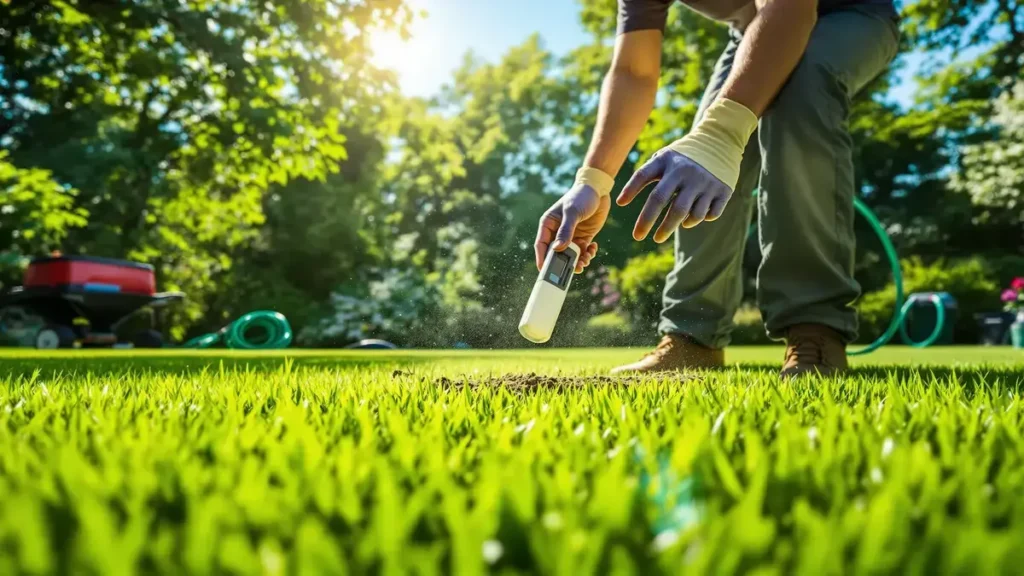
[
  {"xmin": 181, "ymin": 310, "xmax": 292, "ymax": 349},
  {"xmin": 849, "ymin": 198, "xmax": 945, "ymax": 354},
  {"xmin": 750, "ymin": 190, "xmax": 947, "ymax": 353}
]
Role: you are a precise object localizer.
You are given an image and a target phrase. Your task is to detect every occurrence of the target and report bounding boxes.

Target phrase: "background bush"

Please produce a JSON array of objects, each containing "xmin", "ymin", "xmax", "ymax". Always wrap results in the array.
[
  {"xmin": 856, "ymin": 257, "xmax": 999, "ymax": 344},
  {"xmin": 613, "ymin": 249, "xmax": 676, "ymax": 334}
]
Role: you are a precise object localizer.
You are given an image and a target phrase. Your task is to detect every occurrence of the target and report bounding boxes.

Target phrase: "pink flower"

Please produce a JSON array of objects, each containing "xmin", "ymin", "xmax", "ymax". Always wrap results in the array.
[
  {"xmin": 1012, "ymin": 277, "xmax": 1024, "ymax": 290},
  {"xmin": 1003, "ymin": 289, "xmax": 1018, "ymax": 302}
]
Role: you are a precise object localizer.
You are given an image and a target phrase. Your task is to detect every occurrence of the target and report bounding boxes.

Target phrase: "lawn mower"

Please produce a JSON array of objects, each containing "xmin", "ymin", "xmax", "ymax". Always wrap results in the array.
[{"xmin": 0, "ymin": 255, "xmax": 183, "ymax": 349}]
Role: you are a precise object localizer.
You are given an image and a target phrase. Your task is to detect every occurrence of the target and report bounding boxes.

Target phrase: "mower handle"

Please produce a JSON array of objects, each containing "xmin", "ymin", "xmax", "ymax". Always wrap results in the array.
[{"xmin": 150, "ymin": 291, "xmax": 186, "ymax": 308}]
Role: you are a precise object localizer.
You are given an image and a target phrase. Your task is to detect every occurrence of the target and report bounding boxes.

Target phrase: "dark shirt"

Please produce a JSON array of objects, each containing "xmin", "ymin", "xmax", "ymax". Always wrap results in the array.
[{"xmin": 618, "ymin": 0, "xmax": 897, "ymax": 34}]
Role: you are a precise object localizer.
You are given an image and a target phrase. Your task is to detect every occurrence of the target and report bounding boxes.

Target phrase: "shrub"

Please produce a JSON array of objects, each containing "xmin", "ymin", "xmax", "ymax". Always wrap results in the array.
[
  {"xmin": 201, "ymin": 267, "xmax": 328, "ymax": 345},
  {"xmin": 305, "ymin": 268, "xmax": 442, "ymax": 347},
  {"xmin": 576, "ymin": 311, "xmax": 637, "ymax": 347},
  {"xmin": 613, "ymin": 248, "xmax": 675, "ymax": 331},
  {"xmin": 730, "ymin": 305, "xmax": 772, "ymax": 345},
  {"xmin": 984, "ymin": 255, "xmax": 1024, "ymax": 295},
  {"xmin": 856, "ymin": 257, "xmax": 998, "ymax": 344}
]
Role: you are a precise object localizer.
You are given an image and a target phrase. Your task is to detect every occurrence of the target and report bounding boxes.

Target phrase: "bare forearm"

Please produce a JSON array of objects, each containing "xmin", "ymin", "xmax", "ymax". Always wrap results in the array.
[
  {"xmin": 583, "ymin": 70, "xmax": 659, "ymax": 176},
  {"xmin": 720, "ymin": 0, "xmax": 818, "ymax": 117}
]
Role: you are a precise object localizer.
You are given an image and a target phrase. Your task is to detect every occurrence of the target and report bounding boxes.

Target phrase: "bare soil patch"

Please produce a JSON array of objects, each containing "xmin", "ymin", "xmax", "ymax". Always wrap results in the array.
[{"xmin": 427, "ymin": 372, "xmax": 692, "ymax": 391}]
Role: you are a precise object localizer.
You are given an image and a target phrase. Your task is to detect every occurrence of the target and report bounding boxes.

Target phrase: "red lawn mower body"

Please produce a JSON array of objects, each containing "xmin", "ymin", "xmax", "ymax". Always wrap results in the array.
[
  {"xmin": 0, "ymin": 256, "xmax": 183, "ymax": 349},
  {"xmin": 25, "ymin": 256, "xmax": 157, "ymax": 295}
]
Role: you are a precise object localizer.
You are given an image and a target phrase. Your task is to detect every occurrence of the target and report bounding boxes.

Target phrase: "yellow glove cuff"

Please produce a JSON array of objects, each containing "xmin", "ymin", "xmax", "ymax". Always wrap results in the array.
[
  {"xmin": 666, "ymin": 97, "xmax": 758, "ymax": 190},
  {"xmin": 574, "ymin": 166, "xmax": 615, "ymax": 198}
]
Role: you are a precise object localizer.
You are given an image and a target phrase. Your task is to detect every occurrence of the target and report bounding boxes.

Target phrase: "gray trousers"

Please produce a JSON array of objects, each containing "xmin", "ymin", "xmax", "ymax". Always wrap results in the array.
[{"xmin": 658, "ymin": 7, "xmax": 900, "ymax": 348}]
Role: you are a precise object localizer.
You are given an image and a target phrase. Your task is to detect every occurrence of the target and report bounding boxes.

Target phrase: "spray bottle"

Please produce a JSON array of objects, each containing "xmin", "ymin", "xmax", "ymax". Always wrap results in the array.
[{"xmin": 518, "ymin": 243, "xmax": 580, "ymax": 344}]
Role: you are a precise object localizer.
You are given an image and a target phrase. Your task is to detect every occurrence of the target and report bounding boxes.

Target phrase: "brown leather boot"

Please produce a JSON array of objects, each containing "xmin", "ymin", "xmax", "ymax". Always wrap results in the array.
[
  {"xmin": 781, "ymin": 324, "xmax": 848, "ymax": 378},
  {"xmin": 611, "ymin": 334, "xmax": 724, "ymax": 375}
]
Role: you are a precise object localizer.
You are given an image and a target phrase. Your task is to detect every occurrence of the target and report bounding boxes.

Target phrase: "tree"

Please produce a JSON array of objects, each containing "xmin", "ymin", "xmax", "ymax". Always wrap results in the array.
[
  {"xmin": 902, "ymin": 0, "xmax": 1023, "ymax": 104},
  {"xmin": 882, "ymin": 0, "xmax": 1024, "ymax": 262},
  {"xmin": 951, "ymin": 81, "xmax": 1024, "ymax": 239},
  {"xmin": 0, "ymin": 0, "xmax": 412, "ymax": 335},
  {"xmin": 0, "ymin": 151, "xmax": 88, "ymax": 289}
]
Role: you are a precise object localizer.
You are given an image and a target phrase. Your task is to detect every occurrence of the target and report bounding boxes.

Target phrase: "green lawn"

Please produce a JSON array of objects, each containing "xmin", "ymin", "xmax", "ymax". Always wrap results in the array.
[{"xmin": 2, "ymin": 346, "xmax": 1024, "ymax": 574}]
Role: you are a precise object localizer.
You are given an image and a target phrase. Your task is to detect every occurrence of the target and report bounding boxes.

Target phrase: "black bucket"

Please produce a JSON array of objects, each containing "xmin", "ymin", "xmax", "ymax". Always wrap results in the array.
[{"xmin": 974, "ymin": 312, "xmax": 1013, "ymax": 346}]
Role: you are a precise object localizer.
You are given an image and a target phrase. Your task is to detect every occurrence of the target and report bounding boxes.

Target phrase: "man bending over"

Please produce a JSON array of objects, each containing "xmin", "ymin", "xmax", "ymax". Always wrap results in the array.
[{"xmin": 534, "ymin": 0, "xmax": 899, "ymax": 377}]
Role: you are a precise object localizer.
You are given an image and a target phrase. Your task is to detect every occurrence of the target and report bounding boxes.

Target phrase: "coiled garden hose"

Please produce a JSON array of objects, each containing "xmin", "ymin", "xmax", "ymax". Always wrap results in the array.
[
  {"xmin": 849, "ymin": 197, "xmax": 945, "ymax": 354},
  {"xmin": 750, "ymin": 190, "xmax": 947, "ymax": 353},
  {"xmin": 181, "ymin": 310, "xmax": 292, "ymax": 349}
]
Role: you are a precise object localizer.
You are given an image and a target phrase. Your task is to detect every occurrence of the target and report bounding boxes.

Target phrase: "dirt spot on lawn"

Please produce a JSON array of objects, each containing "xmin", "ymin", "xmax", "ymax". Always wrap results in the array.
[{"xmin": 432, "ymin": 372, "xmax": 692, "ymax": 392}]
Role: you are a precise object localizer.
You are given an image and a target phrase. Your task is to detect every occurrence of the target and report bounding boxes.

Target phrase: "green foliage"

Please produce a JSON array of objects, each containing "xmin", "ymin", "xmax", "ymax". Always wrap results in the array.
[
  {"xmin": 950, "ymin": 81, "xmax": 1024, "ymax": 230},
  {"xmin": 887, "ymin": 0, "xmax": 1024, "ymax": 262},
  {"xmin": 580, "ymin": 312, "xmax": 636, "ymax": 347},
  {"xmin": 1, "ymin": 350, "xmax": 1024, "ymax": 572},
  {"xmin": 0, "ymin": 151, "xmax": 88, "ymax": 251},
  {"xmin": 901, "ymin": 0, "xmax": 1023, "ymax": 101},
  {"xmin": 983, "ymin": 255, "xmax": 1024, "ymax": 295},
  {"xmin": 201, "ymin": 268, "xmax": 326, "ymax": 346},
  {"xmin": 857, "ymin": 257, "xmax": 998, "ymax": 343},
  {"xmin": 730, "ymin": 305, "xmax": 772, "ymax": 346},
  {"xmin": 614, "ymin": 249, "xmax": 676, "ymax": 331},
  {"xmin": 0, "ymin": 151, "xmax": 88, "ymax": 288},
  {"xmin": 0, "ymin": 0, "xmax": 411, "ymax": 335},
  {"xmin": 304, "ymin": 268, "xmax": 442, "ymax": 347}
]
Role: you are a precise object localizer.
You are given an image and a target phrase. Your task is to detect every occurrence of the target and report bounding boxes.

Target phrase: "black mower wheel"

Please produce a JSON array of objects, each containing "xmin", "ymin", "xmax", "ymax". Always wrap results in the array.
[
  {"xmin": 35, "ymin": 325, "xmax": 77, "ymax": 349},
  {"xmin": 131, "ymin": 329, "xmax": 165, "ymax": 349}
]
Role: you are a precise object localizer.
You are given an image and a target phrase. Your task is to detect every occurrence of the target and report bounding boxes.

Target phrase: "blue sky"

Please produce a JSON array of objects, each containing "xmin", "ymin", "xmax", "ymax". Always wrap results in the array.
[
  {"xmin": 371, "ymin": 0, "xmax": 921, "ymax": 104},
  {"xmin": 371, "ymin": 0, "xmax": 589, "ymax": 97}
]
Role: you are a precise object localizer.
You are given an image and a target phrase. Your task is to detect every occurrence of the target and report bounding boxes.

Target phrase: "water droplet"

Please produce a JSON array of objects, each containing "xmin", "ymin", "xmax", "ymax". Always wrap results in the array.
[
  {"xmin": 881, "ymin": 438, "xmax": 894, "ymax": 458},
  {"xmin": 482, "ymin": 540, "xmax": 503, "ymax": 564},
  {"xmin": 542, "ymin": 512, "xmax": 564, "ymax": 530},
  {"xmin": 652, "ymin": 530, "xmax": 679, "ymax": 552},
  {"xmin": 870, "ymin": 467, "xmax": 883, "ymax": 483}
]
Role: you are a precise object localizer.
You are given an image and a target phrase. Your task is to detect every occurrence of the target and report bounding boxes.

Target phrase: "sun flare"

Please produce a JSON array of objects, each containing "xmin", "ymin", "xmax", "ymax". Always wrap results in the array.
[{"xmin": 367, "ymin": 1, "xmax": 438, "ymax": 96}]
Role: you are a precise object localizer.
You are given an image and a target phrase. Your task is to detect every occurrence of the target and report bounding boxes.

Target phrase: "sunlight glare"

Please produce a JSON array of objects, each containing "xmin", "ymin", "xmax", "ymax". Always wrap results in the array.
[{"xmin": 367, "ymin": 0, "xmax": 441, "ymax": 96}]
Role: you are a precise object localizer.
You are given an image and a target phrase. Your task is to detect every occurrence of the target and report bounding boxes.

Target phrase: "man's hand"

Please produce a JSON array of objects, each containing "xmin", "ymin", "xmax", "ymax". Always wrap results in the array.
[
  {"xmin": 534, "ymin": 184, "xmax": 608, "ymax": 274},
  {"xmin": 529, "ymin": 28, "xmax": 661, "ymax": 273},
  {"xmin": 617, "ymin": 149, "xmax": 734, "ymax": 244},
  {"xmin": 618, "ymin": 97, "xmax": 758, "ymax": 243}
]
